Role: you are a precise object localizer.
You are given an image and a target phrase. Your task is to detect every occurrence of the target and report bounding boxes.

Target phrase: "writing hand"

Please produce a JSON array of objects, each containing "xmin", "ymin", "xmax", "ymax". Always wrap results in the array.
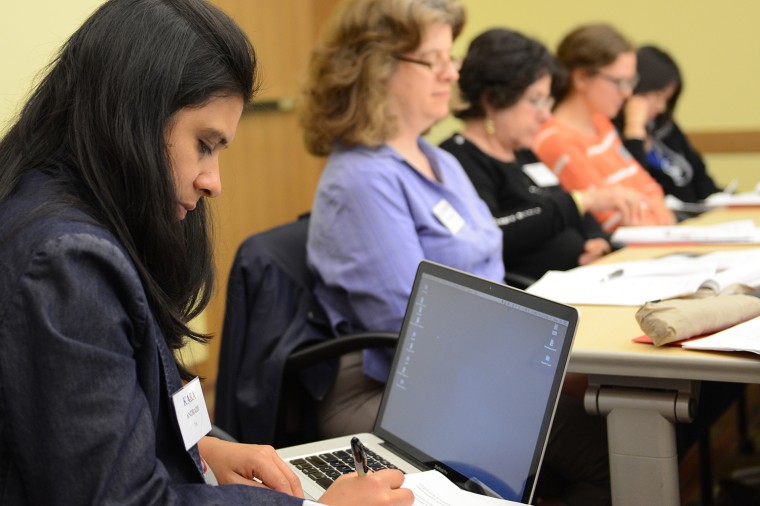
[{"xmin": 319, "ymin": 469, "xmax": 413, "ymax": 506}]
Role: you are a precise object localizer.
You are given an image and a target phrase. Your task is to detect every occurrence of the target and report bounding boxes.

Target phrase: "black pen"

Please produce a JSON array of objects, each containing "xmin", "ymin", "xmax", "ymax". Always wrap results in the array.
[{"xmin": 350, "ymin": 436, "xmax": 368, "ymax": 476}]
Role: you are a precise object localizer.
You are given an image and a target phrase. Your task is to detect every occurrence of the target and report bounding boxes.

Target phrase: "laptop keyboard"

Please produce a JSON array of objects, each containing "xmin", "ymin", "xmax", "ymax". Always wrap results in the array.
[{"xmin": 289, "ymin": 447, "xmax": 402, "ymax": 490}]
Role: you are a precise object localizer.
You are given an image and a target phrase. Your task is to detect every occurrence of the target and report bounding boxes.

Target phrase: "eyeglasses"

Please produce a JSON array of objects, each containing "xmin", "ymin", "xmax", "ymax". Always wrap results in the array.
[
  {"xmin": 394, "ymin": 54, "xmax": 462, "ymax": 74},
  {"xmin": 597, "ymin": 72, "xmax": 640, "ymax": 91},
  {"xmin": 523, "ymin": 95, "xmax": 555, "ymax": 111}
]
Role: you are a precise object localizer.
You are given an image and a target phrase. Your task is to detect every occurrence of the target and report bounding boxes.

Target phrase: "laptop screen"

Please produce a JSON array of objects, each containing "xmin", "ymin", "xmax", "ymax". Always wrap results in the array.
[{"xmin": 374, "ymin": 261, "xmax": 578, "ymax": 503}]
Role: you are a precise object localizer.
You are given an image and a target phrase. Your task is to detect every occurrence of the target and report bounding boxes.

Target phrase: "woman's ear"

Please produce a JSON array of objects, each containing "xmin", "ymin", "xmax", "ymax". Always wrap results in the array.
[
  {"xmin": 571, "ymin": 67, "xmax": 593, "ymax": 93},
  {"xmin": 479, "ymin": 91, "xmax": 496, "ymax": 117}
]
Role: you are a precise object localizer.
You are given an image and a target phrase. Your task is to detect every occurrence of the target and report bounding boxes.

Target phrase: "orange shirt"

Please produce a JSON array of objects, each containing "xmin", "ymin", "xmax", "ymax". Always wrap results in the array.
[{"xmin": 533, "ymin": 114, "xmax": 671, "ymax": 232}]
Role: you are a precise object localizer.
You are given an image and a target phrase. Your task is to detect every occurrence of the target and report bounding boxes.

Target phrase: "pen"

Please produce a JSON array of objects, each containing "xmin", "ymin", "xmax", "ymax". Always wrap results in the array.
[
  {"xmin": 600, "ymin": 269, "xmax": 623, "ymax": 283},
  {"xmin": 350, "ymin": 436, "xmax": 368, "ymax": 476}
]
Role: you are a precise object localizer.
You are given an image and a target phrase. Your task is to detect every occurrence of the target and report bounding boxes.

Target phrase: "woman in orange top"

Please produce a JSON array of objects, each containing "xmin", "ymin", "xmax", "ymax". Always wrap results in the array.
[{"xmin": 533, "ymin": 24, "xmax": 675, "ymax": 232}]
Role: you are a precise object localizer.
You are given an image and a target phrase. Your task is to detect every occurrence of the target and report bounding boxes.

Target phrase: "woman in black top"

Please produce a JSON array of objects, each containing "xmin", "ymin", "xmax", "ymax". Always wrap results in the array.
[
  {"xmin": 442, "ymin": 136, "xmax": 608, "ymax": 279},
  {"xmin": 440, "ymin": 29, "xmax": 644, "ymax": 282},
  {"xmin": 616, "ymin": 45, "xmax": 720, "ymax": 206}
]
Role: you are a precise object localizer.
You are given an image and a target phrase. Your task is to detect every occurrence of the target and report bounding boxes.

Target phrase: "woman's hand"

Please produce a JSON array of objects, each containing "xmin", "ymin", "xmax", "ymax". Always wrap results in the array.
[
  {"xmin": 578, "ymin": 238, "xmax": 611, "ymax": 266},
  {"xmin": 582, "ymin": 186, "xmax": 655, "ymax": 226},
  {"xmin": 319, "ymin": 469, "xmax": 413, "ymax": 506},
  {"xmin": 198, "ymin": 437, "xmax": 303, "ymax": 497}
]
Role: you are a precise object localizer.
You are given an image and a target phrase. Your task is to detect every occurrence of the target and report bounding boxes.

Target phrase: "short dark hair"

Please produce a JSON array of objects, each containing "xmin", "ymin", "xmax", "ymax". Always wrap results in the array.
[
  {"xmin": 0, "ymin": 0, "xmax": 257, "ymax": 379},
  {"xmin": 455, "ymin": 28, "xmax": 556, "ymax": 119}
]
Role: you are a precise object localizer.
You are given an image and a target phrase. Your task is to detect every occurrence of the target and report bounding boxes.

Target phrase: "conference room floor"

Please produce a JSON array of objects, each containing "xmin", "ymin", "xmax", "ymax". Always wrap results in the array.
[{"xmin": 682, "ymin": 383, "xmax": 760, "ymax": 505}]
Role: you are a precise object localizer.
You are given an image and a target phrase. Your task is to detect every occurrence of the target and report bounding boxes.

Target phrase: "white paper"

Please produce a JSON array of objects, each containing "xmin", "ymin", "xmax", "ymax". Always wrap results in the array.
[
  {"xmin": 703, "ymin": 191, "xmax": 760, "ymax": 208},
  {"xmin": 611, "ymin": 219, "xmax": 760, "ymax": 245},
  {"xmin": 665, "ymin": 195, "xmax": 712, "ymax": 214},
  {"xmin": 525, "ymin": 249, "xmax": 760, "ymax": 306},
  {"xmin": 682, "ymin": 316, "xmax": 760, "ymax": 355},
  {"xmin": 402, "ymin": 470, "xmax": 525, "ymax": 505}
]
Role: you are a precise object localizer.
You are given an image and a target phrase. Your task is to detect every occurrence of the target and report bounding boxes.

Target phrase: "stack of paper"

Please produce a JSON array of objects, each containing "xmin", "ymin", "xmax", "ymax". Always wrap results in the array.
[
  {"xmin": 682, "ymin": 316, "xmax": 760, "ymax": 355},
  {"xmin": 403, "ymin": 470, "xmax": 525, "ymax": 505},
  {"xmin": 611, "ymin": 219, "xmax": 760, "ymax": 245},
  {"xmin": 526, "ymin": 249, "xmax": 760, "ymax": 306},
  {"xmin": 703, "ymin": 191, "xmax": 760, "ymax": 208},
  {"xmin": 666, "ymin": 187, "xmax": 760, "ymax": 213}
]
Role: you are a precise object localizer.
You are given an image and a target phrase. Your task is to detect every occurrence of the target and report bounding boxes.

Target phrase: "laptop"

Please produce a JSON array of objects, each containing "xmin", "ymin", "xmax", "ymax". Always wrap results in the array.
[{"xmin": 277, "ymin": 260, "xmax": 578, "ymax": 503}]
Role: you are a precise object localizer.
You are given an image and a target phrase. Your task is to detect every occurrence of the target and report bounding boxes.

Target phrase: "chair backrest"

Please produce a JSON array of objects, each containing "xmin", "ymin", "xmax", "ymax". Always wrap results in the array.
[{"xmin": 214, "ymin": 216, "xmax": 337, "ymax": 445}]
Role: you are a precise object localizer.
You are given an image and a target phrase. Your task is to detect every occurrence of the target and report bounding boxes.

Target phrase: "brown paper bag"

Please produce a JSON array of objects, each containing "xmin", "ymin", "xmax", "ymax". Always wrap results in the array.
[{"xmin": 636, "ymin": 289, "xmax": 760, "ymax": 346}]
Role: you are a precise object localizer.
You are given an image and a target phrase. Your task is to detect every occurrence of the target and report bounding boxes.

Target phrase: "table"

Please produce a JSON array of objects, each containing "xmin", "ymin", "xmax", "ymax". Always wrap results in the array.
[{"xmin": 567, "ymin": 208, "xmax": 760, "ymax": 505}]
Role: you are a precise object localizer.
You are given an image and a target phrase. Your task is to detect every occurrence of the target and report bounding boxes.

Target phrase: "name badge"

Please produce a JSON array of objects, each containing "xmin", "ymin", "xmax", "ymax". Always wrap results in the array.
[
  {"xmin": 172, "ymin": 377, "xmax": 212, "ymax": 450},
  {"xmin": 432, "ymin": 199, "xmax": 465, "ymax": 235},
  {"xmin": 522, "ymin": 162, "xmax": 559, "ymax": 187}
]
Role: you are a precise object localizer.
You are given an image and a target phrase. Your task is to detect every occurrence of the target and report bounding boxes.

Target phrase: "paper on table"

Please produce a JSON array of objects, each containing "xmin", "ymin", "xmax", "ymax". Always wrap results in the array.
[
  {"xmin": 703, "ymin": 191, "xmax": 760, "ymax": 208},
  {"xmin": 402, "ymin": 470, "xmax": 525, "ymax": 506},
  {"xmin": 665, "ymin": 195, "xmax": 712, "ymax": 214},
  {"xmin": 527, "ymin": 266, "xmax": 712, "ymax": 306},
  {"xmin": 682, "ymin": 316, "xmax": 760, "ymax": 355},
  {"xmin": 611, "ymin": 219, "xmax": 760, "ymax": 245},
  {"xmin": 526, "ymin": 249, "xmax": 760, "ymax": 306},
  {"xmin": 665, "ymin": 191, "xmax": 760, "ymax": 213}
]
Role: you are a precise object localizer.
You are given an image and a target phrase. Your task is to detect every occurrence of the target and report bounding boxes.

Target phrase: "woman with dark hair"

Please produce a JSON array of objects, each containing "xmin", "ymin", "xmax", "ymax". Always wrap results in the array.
[
  {"xmin": 0, "ymin": 1, "xmax": 409, "ymax": 504},
  {"xmin": 441, "ymin": 28, "xmax": 612, "ymax": 506},
  {"xmin": 533, "ymin": 24, "xmax": 676, "ymax": 232},
  {"xmin": 440, "ymin": 28, "xmax": 632, "ymax": 280},
  {"xmin": 303, "ymin": 0, "xmax": 502, "ymax": 440},
  {"xmin": 616, "ymin": 45, "xmax": 720, "ymax": 206}
]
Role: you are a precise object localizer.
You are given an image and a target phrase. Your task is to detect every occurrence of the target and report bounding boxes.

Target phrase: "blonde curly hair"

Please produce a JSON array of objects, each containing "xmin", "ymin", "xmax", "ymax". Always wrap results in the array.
[{"xmin": 299, "ymin": 0, "xmax": 465, "ymax": 156}]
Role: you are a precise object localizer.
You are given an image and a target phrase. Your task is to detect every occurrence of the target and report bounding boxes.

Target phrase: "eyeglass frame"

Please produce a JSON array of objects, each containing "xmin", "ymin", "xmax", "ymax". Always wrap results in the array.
[
  {"xmin": 523, "ymin": 95, "xmax": 555, "ymax": 111},
  {"xmin": 394, "ymin": 54, "xmax": 462, "ymax": 74},
  {"xmin": 596, "ymin": 72, "xmax": 640, "ymax": 91}
]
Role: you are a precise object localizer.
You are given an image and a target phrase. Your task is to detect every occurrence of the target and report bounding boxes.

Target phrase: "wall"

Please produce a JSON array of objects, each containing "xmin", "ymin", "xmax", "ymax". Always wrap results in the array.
[
  {"xmin": 1, "ymin": 1, "xmax": 105, "ymax": 133},
  {"xmin": 427, "ymin": 0, "xmax": 760, "ymax": 191}
]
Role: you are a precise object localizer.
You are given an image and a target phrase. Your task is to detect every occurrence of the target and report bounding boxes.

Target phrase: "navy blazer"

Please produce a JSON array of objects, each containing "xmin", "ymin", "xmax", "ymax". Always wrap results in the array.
[{"xmin": 0, "ymin": 171, "xmax": 302, "ymax": 505}]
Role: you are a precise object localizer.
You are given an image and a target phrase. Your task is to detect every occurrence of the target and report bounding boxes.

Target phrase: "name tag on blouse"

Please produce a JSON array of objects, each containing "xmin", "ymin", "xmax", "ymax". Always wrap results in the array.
[
  {"xmin": 172, "ymin": 377, "xmax": 212, "ymax": 450},
  {"xmin": 432, "ymin": 198, "xmax": 465, "ymax": 235},
  {"xmin": 522, "ymin": 162, "xmax": 559, "ymax": 187}
]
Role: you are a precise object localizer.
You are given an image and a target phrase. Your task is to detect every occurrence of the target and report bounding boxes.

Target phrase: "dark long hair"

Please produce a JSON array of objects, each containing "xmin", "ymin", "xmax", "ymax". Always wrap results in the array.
[
  {"xmin": 455, "ymin": 28, "xmax": 556, "ymax": 119},
  {"xmin": 613, "ymin": 45, "xmax": 682, "ymax": 133},
  {"xmin": 0, "ymin": 0, "xmax": 257, "ymax": 380},
  {"xmin": 636, "ymin": 45, "xmax": 683, "ymax": 128}
]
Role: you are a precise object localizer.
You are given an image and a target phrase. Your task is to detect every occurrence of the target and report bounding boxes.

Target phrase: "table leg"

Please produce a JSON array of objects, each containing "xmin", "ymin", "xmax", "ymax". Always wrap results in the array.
[
  {"xmin": 607, "ymin": 408, "xmax": 680, "ymax": 505},
  {"xmin": 585, "ymin": 377, "xmax": 699, "ymax": 506}
]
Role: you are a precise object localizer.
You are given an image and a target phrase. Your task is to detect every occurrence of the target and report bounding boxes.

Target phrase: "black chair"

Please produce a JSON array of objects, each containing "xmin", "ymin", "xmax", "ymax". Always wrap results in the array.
[
  {"xmin": 503, "ymin": 272, "xmax": 537, "ymax": 290},
  {"xmin": 214, "ymin": 215, "xmax": 396, "ymax": 447}
]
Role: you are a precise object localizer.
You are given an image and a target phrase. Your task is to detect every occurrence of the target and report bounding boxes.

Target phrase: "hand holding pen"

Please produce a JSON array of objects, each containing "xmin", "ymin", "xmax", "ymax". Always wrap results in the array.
[
  {"xmin": 351, "ymin": 436, "xmax": 369, "ymax": 476},
  {"xmin": 319, "ymin": 437, "xmax": 412, "ymax": 505}
]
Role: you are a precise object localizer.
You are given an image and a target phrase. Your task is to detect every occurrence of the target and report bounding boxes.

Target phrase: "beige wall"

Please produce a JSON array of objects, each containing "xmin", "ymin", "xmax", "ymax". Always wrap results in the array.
[
  {"xmin": 2, "ymin": 1, "xmax": 104, "ymax": 133},
  {"xmin": 2, "ymin": 1, "xmax": 758, "ymax": 184}
]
